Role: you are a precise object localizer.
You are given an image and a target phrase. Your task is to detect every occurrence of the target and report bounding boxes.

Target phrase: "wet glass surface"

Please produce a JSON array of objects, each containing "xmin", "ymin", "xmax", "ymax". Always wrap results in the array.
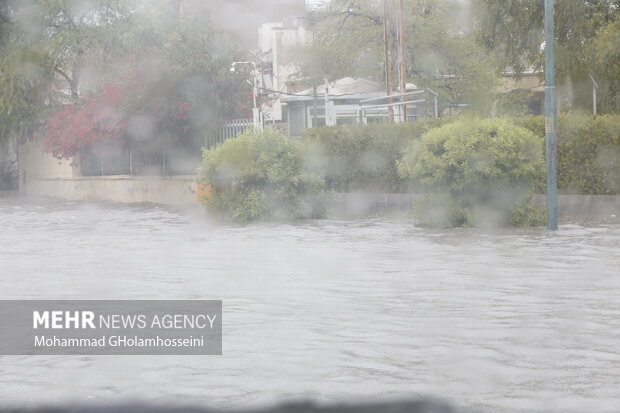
[{"xmin": 1, "ymin": 195, "xmax": 619, "ymax": 412}]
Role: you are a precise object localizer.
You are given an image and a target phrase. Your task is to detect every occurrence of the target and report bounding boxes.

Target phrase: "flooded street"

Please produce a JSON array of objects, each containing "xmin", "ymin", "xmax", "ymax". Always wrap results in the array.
[{"xmin": 1, "ymin": 195, "xmax": 619, "ymax": 412}]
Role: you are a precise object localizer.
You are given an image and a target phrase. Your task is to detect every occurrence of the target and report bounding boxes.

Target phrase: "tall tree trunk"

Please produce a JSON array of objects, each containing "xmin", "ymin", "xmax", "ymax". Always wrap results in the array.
[{"xmin": 70, "ymin": 64, "xmax": 81, "ymax": 97}]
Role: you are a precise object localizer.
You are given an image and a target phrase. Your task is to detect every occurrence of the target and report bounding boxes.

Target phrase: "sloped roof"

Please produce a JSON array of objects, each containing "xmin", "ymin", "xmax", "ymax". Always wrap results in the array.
[
  {"xmin": 282, "ymin": 77, "xmax": 419, "ymax": 103},
  {"xmin": 282, "ymin": 77, "xmax": 386, "ymax": 103},
  {"xmin": 299, "ymin": 77, "xmax": 384, "ymax": 96}
]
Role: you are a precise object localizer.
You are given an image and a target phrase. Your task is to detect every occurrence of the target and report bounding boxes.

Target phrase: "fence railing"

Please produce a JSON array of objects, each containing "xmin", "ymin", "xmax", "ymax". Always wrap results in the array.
[
  {"xmin": 203, "ymin": 118, "xmax": 252, "ymax": 148},
  {"xmin": 80, "ymin": 119, "xmax": 253, "ymax": 177}
]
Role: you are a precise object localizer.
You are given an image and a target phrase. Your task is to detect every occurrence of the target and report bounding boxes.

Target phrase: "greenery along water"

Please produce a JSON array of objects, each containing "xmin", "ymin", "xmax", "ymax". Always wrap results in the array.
[{"xmin": 200, "ymin": 116, "xmax": 619, "ymax": 225}]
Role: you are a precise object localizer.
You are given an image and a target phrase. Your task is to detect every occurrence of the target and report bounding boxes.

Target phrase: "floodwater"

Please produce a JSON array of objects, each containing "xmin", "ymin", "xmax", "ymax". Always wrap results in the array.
[{"xmin": 0, "ymin": 194, "xmax": 619, "ymax": 412}]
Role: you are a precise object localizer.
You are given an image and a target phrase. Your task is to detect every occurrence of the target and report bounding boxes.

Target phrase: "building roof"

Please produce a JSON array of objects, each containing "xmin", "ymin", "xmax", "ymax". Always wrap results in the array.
[
  {"xmin": 282, "ymin": 77, "xmax": 420, "ymax": 103},
  {"xmin": 282, "ymin": 77, "xmax": 386, "ymax": 103}
]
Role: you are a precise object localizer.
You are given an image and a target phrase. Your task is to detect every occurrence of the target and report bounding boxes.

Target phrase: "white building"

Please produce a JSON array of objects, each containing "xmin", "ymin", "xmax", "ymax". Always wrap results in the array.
[
  {"xmin": 281, "ymin": 77, "xmax": 436, "ymax": 137},
  {"xmin": 282, "ymin": 77, "xmax": 388, "ymax": 137},
  {"xmin": 257, "ymin": 19, "xmax": 311, "ymax": 123}
]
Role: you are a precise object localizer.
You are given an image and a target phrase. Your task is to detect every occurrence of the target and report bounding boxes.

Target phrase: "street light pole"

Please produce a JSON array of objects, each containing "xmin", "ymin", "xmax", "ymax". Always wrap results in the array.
[
  {"xmin": 231, "ymin": 61, "xmax": 263, "ymax": 130},
  {"xmin": 544, "ymin": 0, "xmax": 558, "ymax": 230},
  {"xmin": 396, "ymin": 0, "xmax": 407, "ymax": 122}
]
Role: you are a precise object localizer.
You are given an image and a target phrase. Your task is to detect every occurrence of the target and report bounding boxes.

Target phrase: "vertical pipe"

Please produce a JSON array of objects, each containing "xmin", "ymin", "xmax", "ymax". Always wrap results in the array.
[
  {"xmin": 312, "ymin": 82, "xmax": 318, "ymax": 127},
  {"xmin": 383, "ymin": 0, "xmax": 394, "ymax": 122},
  {"xmin": 593, "ymin": 85, "xmax": 597, "ymax": 118},
  {"xmin": 544, "ymin": 0, "xmax": 558, "ymax": 230},
  {"xmin": 162, "ymin": 145, "xmax": 166, "ymax": 177},
  {"xmin": 397, "ymin": 0, "xmax": 407, "ymax": 122}
]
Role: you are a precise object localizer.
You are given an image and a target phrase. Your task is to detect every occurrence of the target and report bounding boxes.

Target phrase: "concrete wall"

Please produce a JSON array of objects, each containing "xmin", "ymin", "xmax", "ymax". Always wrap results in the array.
[
  {"xmin": 329, "ymin": 193, "xmax": 620, "ymax": 224},
  {"xmin": 17, "ymin": 140, "xmax": 620, "ymax": 219},
  {"xmin": 22, "ymin": 175, "xmax": 198, "ymax": 205},
  {"xmin": 539, "ymin": 194, "xmax": 620, "ymax": 224},
  {"xmin": 18, "ymin": 139, "xmax": 76, "ymax": 182},
  {"xmin": 18, "ymin": 140, "xmax": 199, "ymax": 205}
]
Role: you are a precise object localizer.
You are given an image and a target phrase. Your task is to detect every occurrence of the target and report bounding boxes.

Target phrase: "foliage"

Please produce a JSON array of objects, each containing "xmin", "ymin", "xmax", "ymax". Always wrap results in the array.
[
  {"xmin": 31, "ymin": 0, "xmax": 135, "ymax": 95},
  {"xmin": 509, "ymin": 197, "xmax": 546, "ymax": 227},
  {"xmin": 302, "ymin": 119, "xmax": 448, "ymax": 192},
  {"xmin": 116, "ymin": 13, "xmax": 249, "ymax": 126},
  {"xmin": 493, "ymin": 90, "xmax": 539, "ymax": 117},
  {"xmin": 0, "ymin": 0, "xmax": 134, "ymax": 144},
  {"xmin": 34, "ymin": 6, "xmax": 248, "ymax": 160},
  {"xmin": 0, "ymin": 44, "xmax": 53, "ymax": 140},
  {"xmin": 397, "ymin": 119, "xmax": 545, "ymax": 227},
  {"xmin": 514, "ymin": 114, "xmax": 620, "ymax": 195},
  {"xmin": 473, "ymin": 0, "xmax": 620, "ymax": 112},
  {"xmin": 198, "ymin": 128, "xmax": 326, "ymax": 223},
  {"xmin": 411, "ymin": 194, "xmax": 472, "ymax": 228},
  {"xmin": 303, "ymin": 114, "xmax": 620, "ymax": 200},
  {"xmin": 1, "ymin": 0, "xmax": 248, "ymax": 151},
  {"xmin": 39, "ymin": 84, "xmax": 127, "ymax": 159},
  {"xmin": 592, "ymin": 19, "xmax": 620, "ymax": 113},
  {"xmin": 293, "ymin": 0, "xmax": 385, "ymax": 83},
  {"xmin": 294, "ymin": 0, "xmax": 498, "ymax": 109}
]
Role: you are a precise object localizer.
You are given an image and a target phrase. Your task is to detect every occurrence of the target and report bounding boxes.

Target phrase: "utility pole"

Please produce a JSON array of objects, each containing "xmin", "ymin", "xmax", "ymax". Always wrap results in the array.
[
  {"xmin": 312, "ymin": 34, "xmax": 319, "ymax": 127},
  {"xmin": 544, "ymin": 0, "xmax": 558, "ymax": 230},
  {"xmin": 396, "ymin": 0, "xmax": 407, "ymax": 122},
  {"xmin": 383, "ymin": 0, "xmax": 394, "ymax": 122}
]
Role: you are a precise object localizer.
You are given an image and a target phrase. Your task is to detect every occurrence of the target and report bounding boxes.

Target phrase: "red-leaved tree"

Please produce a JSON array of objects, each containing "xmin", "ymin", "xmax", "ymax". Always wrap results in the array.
[{"xmin": 40, "ymin": 84, "xmax": 128, "ymax": 160}]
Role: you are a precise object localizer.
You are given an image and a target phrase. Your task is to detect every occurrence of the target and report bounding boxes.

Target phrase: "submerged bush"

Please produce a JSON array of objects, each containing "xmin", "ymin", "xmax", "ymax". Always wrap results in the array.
[
  {"xmin": 198, "ymin": 128, "xmax": 325, "ymax": 223},
  {"xmin": 398, "ymin": 119, "xmax": 544, "ymax": 227},
  {"xmin": 509, "ymin": 197, "xmax": 546, "ymax": 227}
]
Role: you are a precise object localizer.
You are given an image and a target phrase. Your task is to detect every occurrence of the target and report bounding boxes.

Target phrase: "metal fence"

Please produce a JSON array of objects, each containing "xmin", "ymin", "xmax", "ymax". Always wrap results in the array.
[
  {"xmin": 80, "ymin": 119, "xmax": 253, "ymax": 177},
  {"xmin": 202, "ymin": 118, "xmax": 252, "ymax": 148}
]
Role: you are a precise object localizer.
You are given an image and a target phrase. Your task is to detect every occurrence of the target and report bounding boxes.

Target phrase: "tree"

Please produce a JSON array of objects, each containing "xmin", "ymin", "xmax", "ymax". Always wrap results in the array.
[
  {"xmin": 292, "ymin": 0, "xmax": 499, "ymax": 109},
  {"xmin": 39, "ymin": 84, "xmax": 127, "ymax": 159},
  {"xmin": 0, "ymin": 0, "xmax": 134, "ymax": 143},
  {"xmin": 1, "ymin": 0, "xmax": 249, "ymax": 150},
  {"xmin": 38, "ymin": 9, "xmax": 249, "ymax": 161},
  {"xmin": 473, "ymin": 0, "xmax": 620, "ymax": 112},
  {"xmin": 591, "ymin": 19, "xmax": 620, "ymax": 112},
  {"xmin": 35, "ymin": 0, "xmax": 135, "ymax": 96}
]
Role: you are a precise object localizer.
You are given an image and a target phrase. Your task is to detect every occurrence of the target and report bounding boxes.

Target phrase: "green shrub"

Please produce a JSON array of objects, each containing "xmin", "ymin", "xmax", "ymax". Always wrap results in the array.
[
  {"xmin": 398, "ymin": 118, "xmax": 545, "ymax": 227},
  {"xmin": 302, "ymin": 119, "xmax": 449, "ymax": 192},
  {"xmin": 514, "ymin": 114, "xmax": 620, "ymax": 195},
  {"xmin": 412, "ymin": 195, "xmax": 472, "ymax": 228},
  {"xmin": 198, "ymin": 128, "xmax": 326, "ymax": 223},
  {"xmin": 509, "ymin": 197, "xmax": 546, "ymax": 227}
]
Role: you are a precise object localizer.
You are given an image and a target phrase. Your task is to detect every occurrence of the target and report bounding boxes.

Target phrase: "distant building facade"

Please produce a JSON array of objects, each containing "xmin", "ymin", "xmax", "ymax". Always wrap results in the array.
[
  {"xmin": 282, "ymin": 78, "xmax": 386, "ymax": 136},
  {"xmin": 257, "ymin": 19, "xmax": 311, "ymax": 123}
]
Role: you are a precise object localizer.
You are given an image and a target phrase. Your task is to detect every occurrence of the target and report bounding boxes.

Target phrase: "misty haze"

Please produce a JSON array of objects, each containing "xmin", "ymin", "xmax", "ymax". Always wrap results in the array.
[{"xmin": 0, "ymin": 1, "xmax": 619, "ymax": 413}]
